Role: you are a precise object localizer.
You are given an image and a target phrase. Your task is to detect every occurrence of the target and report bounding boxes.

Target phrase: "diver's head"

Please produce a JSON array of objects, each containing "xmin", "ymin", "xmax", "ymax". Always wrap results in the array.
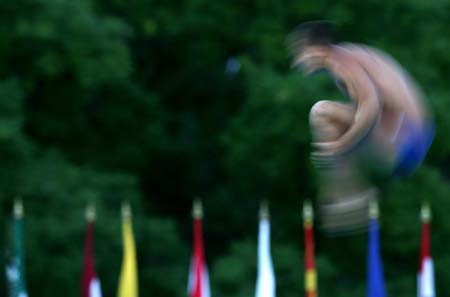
[{"xmin": 287, "ymin": 20, "xmax": 334, "ymax": 74}]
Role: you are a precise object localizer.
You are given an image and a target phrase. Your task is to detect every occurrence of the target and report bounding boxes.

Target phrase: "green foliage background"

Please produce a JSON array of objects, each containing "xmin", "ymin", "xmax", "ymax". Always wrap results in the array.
[{"xmin": 0, "ymin": 0, "xmax": 449, "ymax": 296}]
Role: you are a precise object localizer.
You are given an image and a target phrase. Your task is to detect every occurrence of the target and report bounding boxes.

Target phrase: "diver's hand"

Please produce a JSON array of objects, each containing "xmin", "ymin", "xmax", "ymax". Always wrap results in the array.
[{"xmin": 312, "ymin": 141, "xmax": 344, "ymax": 155}]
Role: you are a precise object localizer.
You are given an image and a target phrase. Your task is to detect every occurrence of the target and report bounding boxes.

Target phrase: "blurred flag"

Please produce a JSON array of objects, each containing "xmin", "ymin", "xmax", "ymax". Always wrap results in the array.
[
  {"xmin": 118, "ymin": 203, "xmax": 138, "ymax": 297},
  {"xmin": 303, "ymin": 202, "xmax": 317, "ymax": 297},
  {"xmin": 188, "ymin": 200, "xmax": 210, "ymax": 297},
  {"xmin": 82, "ymin": 205, "xmax": 102, "ymax": 297},
  {"xmin": 367, "ymin": 200, "xmax": 386, "ymax": 297},
  {"xmin": 5, "ymin": 199, "xmax": 28, "ymax": 297},
  {"xmin": 255, "ymin": 202, "xmax": 276, "ymax": 297},
  {"xmin": 418, "ymin": 203, "xmax": 435, "ymax": 297}
]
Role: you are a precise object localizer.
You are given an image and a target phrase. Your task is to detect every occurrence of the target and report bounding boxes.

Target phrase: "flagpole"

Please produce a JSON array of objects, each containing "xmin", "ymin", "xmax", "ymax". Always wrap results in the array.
[
  {"xmin": 188, "ymin": 199, "xmax": 210, "ymax": 297},
  {"xmin": 369, "ymin": 199, "xmax": 378, "ymax": 221},
  {"xmin": 192, "ymin": 199, "xmax": 203, "ymax": 297},
  {"xmin": 303, "ymin": 201, "xmax": 317, "ymax": 297},
  {"xmin": 86, "ymin": 204, "xmax": 96, "ymax": 223},
  {"xmin": 122, "ymin": 202, "xmax": 132, "ymax": 220},
  {"xmin": 13, "ymin": 199, "xmax": 23, "ymax": 219},
  {"xmin": 259, "ymin": 200, "xmax": 269, "ymax": 220},
  {"xmin": 118, "ymin": 202, "xmax": 138, "ymax": 297},
  {"xmin": 421, "ymin": 202, "xmax": 431, "ymax": 223},
  {"xmin": 255, "ymin": 200, "xmax": 275, "ymax": 297},
  {"xmin": 367, "ymin": 199, "xmax": 386, "ymax": 297},
  {"xmin": 193, "ymin": 199, "xmax": 203, "ymax": 220},
  {"xmin": 82, "ymin": 204, "xmax": 103, "ymax": 297},
  {"xmin": 418, "ymin": 202, "xmax": 435, "ymax": 297},
  {"xmin": 12, "ymin": 198, "xmax": 27, "ymax": 297}
]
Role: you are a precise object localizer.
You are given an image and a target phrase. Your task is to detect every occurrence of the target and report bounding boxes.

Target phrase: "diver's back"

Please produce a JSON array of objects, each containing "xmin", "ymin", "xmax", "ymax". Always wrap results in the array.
[{"xmin": 339, "ymin": 43, "xmax": 426, "ymax": 121}]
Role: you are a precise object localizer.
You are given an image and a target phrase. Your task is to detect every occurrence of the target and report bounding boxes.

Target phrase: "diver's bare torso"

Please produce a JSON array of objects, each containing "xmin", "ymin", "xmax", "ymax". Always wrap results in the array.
[{"xmin": 326, "ymin": 44, "xmax": 427, "ymax": 150}]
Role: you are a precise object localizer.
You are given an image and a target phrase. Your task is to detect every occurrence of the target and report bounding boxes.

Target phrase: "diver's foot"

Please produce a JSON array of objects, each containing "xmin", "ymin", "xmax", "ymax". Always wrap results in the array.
[{"xmin": 319, "ymin": 187, "xmax": 377, "ymax": 236}]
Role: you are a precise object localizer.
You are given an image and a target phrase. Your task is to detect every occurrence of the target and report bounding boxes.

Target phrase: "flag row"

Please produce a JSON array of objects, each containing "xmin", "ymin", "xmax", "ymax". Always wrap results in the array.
[
  {"xmin": 302, "ymin": 200, "xmax": 435, "ymax": 297},
  {"xmin": 4, "ymin": 199, "xmax": 435, "ymax": 297}
]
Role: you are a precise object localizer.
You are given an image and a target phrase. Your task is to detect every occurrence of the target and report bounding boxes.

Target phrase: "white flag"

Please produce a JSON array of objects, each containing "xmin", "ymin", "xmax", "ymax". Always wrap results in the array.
[
  {"xmin": 255, "ymin": 219, "xmax": 276, "ymax": 297},
  {"xmin": 418, "ymin": 258, "xmax": 435, "ymax": 297},
  {"xmin": 89, "ymin": 278, "xmax": 102, "ymax": 297}
]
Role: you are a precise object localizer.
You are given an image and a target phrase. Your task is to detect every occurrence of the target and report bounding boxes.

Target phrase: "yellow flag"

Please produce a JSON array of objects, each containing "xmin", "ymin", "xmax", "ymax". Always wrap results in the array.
[{"xmin": 118, "ymin": 204, "xmax": 138, "ymax": 297}]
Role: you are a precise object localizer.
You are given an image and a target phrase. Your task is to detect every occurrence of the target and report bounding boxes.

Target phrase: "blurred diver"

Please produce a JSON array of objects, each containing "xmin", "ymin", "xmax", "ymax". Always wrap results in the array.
[{"xmin": 288, "ymin": 21, "xmax": 434, "ymax": 235}]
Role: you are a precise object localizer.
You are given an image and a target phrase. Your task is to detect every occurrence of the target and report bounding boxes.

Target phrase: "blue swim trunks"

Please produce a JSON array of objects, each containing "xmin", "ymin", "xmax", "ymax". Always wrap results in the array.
[{"xmin": 393, "ymin": 119, "xmax": 435, "ymax": 177}]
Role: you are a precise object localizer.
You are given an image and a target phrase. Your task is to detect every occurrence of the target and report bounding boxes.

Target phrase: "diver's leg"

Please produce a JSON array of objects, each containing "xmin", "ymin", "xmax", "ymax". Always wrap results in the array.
[{"xmin": 309, "ymin": 100, "xmax": 374, "ymax": 234}]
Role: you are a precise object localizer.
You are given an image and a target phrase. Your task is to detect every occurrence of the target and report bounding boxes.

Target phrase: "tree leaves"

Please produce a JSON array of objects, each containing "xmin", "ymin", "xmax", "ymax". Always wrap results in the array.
[{"xmin": 0, "ymin": 0, "xmax": 449, "ymax": 296}]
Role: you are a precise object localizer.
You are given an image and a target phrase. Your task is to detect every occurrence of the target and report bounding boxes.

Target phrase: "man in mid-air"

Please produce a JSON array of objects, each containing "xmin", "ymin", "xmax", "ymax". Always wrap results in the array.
[{"xmin": 288, "ymin": 21, "xmax": 434, "ymax": 234}]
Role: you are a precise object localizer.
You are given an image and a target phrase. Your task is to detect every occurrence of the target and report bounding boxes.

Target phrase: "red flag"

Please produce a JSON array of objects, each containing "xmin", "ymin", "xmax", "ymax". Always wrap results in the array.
[
  {"xmin": 82, "ymin": 206, "xmax": 102, "ymax": 297},
  {"xmin": 304, "ymin": 202, "xmax": 317, "ymax": 297},
  {"xmin": 418, "ymin": 204, "xmax": 435, "ymax": 297},
  {"xmin": 188, "ymin": 201, "xmax": 210, "ymax": 297}
]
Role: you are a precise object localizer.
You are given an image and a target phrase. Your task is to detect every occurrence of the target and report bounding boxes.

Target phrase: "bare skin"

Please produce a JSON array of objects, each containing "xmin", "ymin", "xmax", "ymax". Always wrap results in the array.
[
  {"xmin": 294, "ymin": 43, "xmax": 427, "ymax": 160},
  {"xmin": 293, "ymin": 43, "xmax": 429, "ymax": 233}
]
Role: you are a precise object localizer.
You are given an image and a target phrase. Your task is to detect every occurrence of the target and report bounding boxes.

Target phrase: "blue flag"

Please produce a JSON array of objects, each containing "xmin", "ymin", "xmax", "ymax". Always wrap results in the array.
[{"xmin": 367, "ymin": 218, "xmax": 386, "ymax": 297}]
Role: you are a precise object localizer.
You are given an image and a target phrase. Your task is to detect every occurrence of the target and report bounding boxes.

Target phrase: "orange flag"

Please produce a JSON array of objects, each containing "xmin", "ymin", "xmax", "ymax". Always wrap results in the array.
[{"xmin": 303, "ymin": 202, "xmax": 317, "ymax": 297}]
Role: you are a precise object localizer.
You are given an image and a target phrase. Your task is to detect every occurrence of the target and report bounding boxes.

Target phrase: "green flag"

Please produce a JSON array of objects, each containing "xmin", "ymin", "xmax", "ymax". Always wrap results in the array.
[{"xmin": 5, "ymin": 200, "xmax": 28, "ymax": 297}]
